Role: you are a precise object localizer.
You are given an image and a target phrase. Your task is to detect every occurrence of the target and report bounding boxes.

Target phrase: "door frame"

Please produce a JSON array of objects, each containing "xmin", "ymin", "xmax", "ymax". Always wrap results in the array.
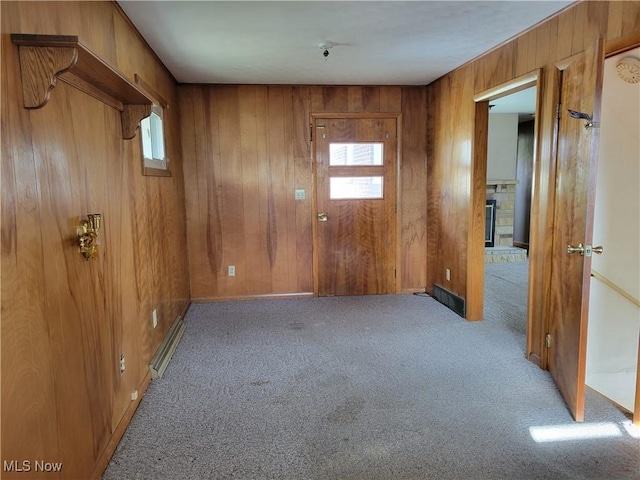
[
  {"xmin": 310, "ymin": 112, "xmax": 402, "ymax": 296},
  {"xmin": 473, "ymin": 70, "xmax": 544, "ymax": 356}
]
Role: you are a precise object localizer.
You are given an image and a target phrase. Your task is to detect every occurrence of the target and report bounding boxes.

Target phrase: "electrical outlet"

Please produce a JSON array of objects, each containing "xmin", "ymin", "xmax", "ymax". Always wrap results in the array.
[
  {"xmin": 446, "ymin": 269, "xmax": 451, "ymax": 281},
  {"xmin": 228, "ymin": 265, "xmax": 236, "ymax": 277},
  {"xmin": 120, "ymin": 355, "xmax": 126, "ymax": 374},
  {"xmin": 294, "ymin": 189, "xmax": 306, "ymax": 200},
  {"xmin": 152, "ymin": 309, "xmax": 158, "ymax": 328}
]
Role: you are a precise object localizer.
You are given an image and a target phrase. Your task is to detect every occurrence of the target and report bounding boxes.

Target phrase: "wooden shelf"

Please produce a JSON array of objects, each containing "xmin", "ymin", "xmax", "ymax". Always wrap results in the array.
[{"xmin": 11, "ymin": 34, "xmax": 153, "ymax": 139}]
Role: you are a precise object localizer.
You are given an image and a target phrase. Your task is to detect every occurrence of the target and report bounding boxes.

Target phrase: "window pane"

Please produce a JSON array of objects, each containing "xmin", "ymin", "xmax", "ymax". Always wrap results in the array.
[
  {"xmin": 330, "ymin": 176, "xmax": 383, "ymax": 199},
  {"xmin": 150, "ymin": 111, "xmax": 165, "ymax": 160},
  {"xmin": 141, "ymin": 116, "xmax": 153, "ymax": 159},
  {"xmin": 330, "ymin": 143, "xmax": 383, "ymax": 166}
]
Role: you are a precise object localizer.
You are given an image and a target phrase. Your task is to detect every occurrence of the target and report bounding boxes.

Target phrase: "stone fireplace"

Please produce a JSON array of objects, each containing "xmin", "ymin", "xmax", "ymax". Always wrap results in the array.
[
  {"xmin": 485, "ymin": 179, "xmax": 527, "ymax": 263},
  {"xmin": 486, "ymin": 180, "xmax": 516, "ymax": 246}
]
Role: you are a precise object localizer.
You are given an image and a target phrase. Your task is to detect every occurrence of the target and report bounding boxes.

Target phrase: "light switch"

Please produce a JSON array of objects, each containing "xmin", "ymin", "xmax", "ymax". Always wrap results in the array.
[{"xmin": 294, "ymin": 189, "xmax": 306, "ymax": 200}]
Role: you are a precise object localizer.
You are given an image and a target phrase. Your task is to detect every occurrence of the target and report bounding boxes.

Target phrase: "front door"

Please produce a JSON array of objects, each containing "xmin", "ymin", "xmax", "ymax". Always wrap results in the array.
[
  {"xmin": 314, "ymin": 116, "xmax": 397, "ymax": 296},
  {"xmin": 548, "ymin": 40, "xmax": 604, "ymax": 422}
]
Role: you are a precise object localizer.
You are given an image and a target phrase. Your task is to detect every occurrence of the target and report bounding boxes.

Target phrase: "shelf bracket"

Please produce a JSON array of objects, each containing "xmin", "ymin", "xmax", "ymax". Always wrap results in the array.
[
  {"xmin": 11, "ymin": 34, "xmax": 153, "ymax": 140},
  {"xmin": 17, "ymin": 45, "xmax": 78, "ymax": 109}
]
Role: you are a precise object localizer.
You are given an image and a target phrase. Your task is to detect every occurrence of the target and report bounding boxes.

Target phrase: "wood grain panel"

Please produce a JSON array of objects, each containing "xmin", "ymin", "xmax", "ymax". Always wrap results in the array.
[
  {"xmin": 291, "ymin": 87, "xmax": 313, "ymax": 292},
  {"xmin": 515, "ymin": 30, "xmax": 538, "ymax": 77},
  {"xmin": 1, "ymin": 2, "xmax": 190, "ymax": 479},
  {"xmin": 181, "ymin": 85, "xmax": 426, "ymax": 299},
  {"xmin": 622, "ymin": 1, "xmax": 640, "ymax": 36},
  {"xmin": 474, "ymin": 42, "xmax": 515, "ymax": 93},
  {"xmin": 1, "ymin": 5, "xmax": 61, "ymax": 473},
  {"xmin": 427, "ymin": 1, "xmax": 640, "ymax": 345},
  {"xmin": 400, "ymin": 87, "xmax": 427, "ymax": 291},
  {"xmin": 466, "ymin": 100, "xmax": 489, "ymax": 321}
]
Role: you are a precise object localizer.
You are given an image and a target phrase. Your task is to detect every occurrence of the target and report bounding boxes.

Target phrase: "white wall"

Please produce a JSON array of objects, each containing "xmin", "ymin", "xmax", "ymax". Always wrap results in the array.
[
  {"xmin": 586, "ymin": 48, "xmax": 640, "ymax": 412},
  {"xmin": 487, "ymin": 113, "xmax": 519, "ymax": 180}
]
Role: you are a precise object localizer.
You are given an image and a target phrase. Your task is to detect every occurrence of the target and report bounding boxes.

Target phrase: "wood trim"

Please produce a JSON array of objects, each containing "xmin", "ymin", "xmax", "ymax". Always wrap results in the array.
[
  {"xmin": 192, "ymin": 292, "xmax": 314, "ymax": 302},
  {"xmin": 311, "ymin": 116, "xmax": 320, "ymax": 296},
  {"xmin": 310, "ymin": 112, "xmax": 402, "ymax": 120},
  {"xmin": 591, "ymin": 269, "xmax": 640, "ymax": 309},
  {"xmin": 539, "ymin": 67, "xmax": 562, "ymax": 371},
  {"xmin": 135, "ymin": 74, "xmax": 169, "ymax": 108},
  {"xmin": 526, "ymin": 71, "xmax": 547, "ymax": 367},
  {"xmin": 143, "ymin": 166, "xmax": 172, "ymax": 177},
  {"xmin": 528, "ymin": 353, "xmax": 543, "ymax": 368},
  {"xmin": 606, "ymin": 31, "xmax": 640, "ymax": 57},
  {"xmin": 402, "ymin": 288, "xmax": 427, "ymax": 294},
  {"xmin": 60, "ymin": 72, "xmax": 124, "ymax": 110},
  {"xmin": 90, "ymin": 371, "xmax": 152, "ymax": 480},
  {"xmin": 636, "ymin": 337, "xmax": 640, "ymax": 426},
  {"xmin": 395, "ymin": 113, "xmax": 403, "ymax": 293},
  {"xmin": 473, "ymin": 70, "xmax": 539, "ymax": 102},
  {"xmin": 466, "ymin": 100, "xmax": 489, "ymax": 321}
]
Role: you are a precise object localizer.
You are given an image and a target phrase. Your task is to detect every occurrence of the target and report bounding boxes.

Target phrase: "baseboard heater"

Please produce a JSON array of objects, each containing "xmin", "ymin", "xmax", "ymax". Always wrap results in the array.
[
  {"xmin": 149, "ymin": 317, "xmax": 186, "ymax": 379},
  {"xmin": 433, "ymin": 284, "xmax": 466, "ymax": 318}
]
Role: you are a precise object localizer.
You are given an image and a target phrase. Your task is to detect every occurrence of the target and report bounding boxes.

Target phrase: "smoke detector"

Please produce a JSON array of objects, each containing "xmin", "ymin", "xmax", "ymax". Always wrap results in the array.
[{"xmin": 616, "ymin": 57, "xmax": 640, "ymax": 84}]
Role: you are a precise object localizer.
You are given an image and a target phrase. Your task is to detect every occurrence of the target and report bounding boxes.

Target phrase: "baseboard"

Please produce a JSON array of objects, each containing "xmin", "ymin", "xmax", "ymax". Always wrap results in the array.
[
  {"xmin": 528, "ymin": 352, "xmax": 542, "ymax": 368},
  {"xmin": 90, "ymin": 371, "xmax": 152, "ymax": 479},
  {"xmin": 513, "ymin": 241, "xmax": 529, "ymax": 250},
  {"xmin": 191, "ymin": 292, "xmax": 314, "ymax": 302},
  {"xmin": 401, "ymin": 288, "xmax": 428, "ymax": 294}
]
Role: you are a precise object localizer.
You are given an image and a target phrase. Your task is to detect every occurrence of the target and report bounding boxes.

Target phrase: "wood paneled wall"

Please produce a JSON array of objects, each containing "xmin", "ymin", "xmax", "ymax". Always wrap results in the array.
[
  {"xmin": 1, "ymin": 2, "xmax": 190, "ymax": 479},
  {"xmin": 426, "ymin": 1, "xmax": 640, "ymax": 349},
  {"xmin": 179, "ymin": 85, "xmax": 427, "ymax": 300}
]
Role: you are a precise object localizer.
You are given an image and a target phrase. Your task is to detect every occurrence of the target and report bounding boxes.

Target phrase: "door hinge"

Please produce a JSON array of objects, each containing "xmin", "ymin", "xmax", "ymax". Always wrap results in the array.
[
  {"xmin": 309, "ymin": 123, "xmax": 313, "ymax": 142},
  {"xmin": 556, "ymin": 103, "xmax": 561, "ymax": 120},
  {"xmin": 394, "ymin": 269, "xmax": 397, "ymax": 279},
  {"xmin": 545, "ymin": 333, "xmax": 551, "ymax": 349}
]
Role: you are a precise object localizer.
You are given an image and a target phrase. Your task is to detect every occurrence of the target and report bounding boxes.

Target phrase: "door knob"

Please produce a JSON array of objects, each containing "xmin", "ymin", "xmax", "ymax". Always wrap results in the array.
[
  {"xmin": 318, "ymin": 212, "xmax": 328, "ymax": 222},
  {"xmin": 567, "ymin": 243, "xmax": 585, "ymax": 255},
  {"xmin": 567, "ymin": 243, "xmax": 604, "ymax": 257}
]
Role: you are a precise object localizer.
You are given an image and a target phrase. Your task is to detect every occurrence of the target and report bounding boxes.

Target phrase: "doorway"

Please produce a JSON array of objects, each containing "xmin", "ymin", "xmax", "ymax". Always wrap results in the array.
[
  {"xmin": 484, "ymin": 86, "xmax": 537, "ymax": 341},
  {"xmin": 474, "ymin": 73, "xmax": 540, "ymax": 337},
  {"xmin": 312, "ymin": 115, "xmax": 398, "ymax": 296},
  {"xmin": 585, "ymin": 46, "xmax": 640, "ymax": 422}
]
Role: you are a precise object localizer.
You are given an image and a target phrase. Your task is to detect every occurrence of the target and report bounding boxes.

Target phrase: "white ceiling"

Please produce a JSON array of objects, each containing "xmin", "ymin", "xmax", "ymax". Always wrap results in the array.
[{"xmin": 118, "ymin": 1, "xmax": 573, "ymax": 86}]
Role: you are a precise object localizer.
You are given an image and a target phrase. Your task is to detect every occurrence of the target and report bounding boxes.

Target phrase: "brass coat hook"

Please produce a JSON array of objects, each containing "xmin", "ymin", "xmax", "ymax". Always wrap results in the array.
[
  {"xmin": 77, "ymin": 214, "xmax": 102, "ymax": 260},
  {"xmin": 567, "ymin": 109, "xmax": 596, "ymax": 130}
]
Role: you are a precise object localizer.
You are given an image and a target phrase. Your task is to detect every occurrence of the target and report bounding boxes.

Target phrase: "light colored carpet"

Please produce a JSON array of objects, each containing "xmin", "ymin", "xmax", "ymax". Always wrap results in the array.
[{"xmin": 103, "ymin": 262, "xmax": 639, "ymax": 479}]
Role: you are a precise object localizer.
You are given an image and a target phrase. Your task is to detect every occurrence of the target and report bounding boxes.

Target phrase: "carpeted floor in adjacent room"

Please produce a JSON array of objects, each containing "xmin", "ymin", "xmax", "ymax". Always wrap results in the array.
[{"xmin": 103, "ymin": 261, "xmax": 639, "ymax": 479}]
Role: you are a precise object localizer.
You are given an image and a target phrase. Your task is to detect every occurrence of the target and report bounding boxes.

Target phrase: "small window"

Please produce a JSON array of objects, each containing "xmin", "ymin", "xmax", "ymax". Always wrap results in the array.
[
  {"xmin": 330, "ymin": 176, "xmax": 384, "ymax": 199},
  {"xmin": 135, "ymin": 74, "xmax": 170, "ymax": 177},
  {"xmin": 141, "ymin": 104, "xmax": 168, "ymax": 174},
  {"xmin": 330, "ymin": 143, "xmax": 383, "ymax": 166}
]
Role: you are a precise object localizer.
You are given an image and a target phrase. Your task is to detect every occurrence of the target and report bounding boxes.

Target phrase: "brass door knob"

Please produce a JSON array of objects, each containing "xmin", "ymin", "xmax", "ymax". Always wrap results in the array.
[
  {"xmin": 318, "ymin": 212, "xmax": 328, "ymax": 222},
  {"xmin": 567, "ymin": 243, "xmax": 585, "ymax": 255},
  {"xmin": 567, "ymin": 243, "xmax": 604, "ymax": 257}
]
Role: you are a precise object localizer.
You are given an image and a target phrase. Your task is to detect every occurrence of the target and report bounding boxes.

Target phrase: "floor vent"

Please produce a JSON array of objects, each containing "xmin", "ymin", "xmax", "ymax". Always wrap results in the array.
[
  {"xmin": 433, "ymin": 284, "xmax": 466, "ymax": 318},
  {"xmin": 149, "ymin": 317, "xmax": 186, "ymax": 379}
]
